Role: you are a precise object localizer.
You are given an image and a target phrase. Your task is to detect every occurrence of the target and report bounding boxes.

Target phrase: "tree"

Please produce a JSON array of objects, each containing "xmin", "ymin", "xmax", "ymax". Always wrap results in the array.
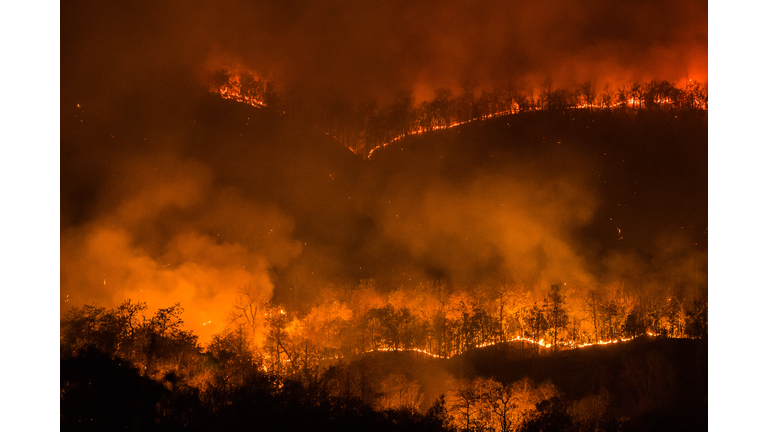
[
  {"xmin": 302, "ymin": 299, "xmax": 352, "ymax": 354},
  {"xmin": 599, "ymin": 283, "xmax": 635, "ymax": 340},
  {"xmin": 523, "ymin": 303, "xmax": 547, "ymax": 354},
  {"xmin": 418, "ymin": 100, "xmax": 436, "ymax": 132},
  {"xmin": 544, "ymin": 285, "xmax": 568, "ymax": 351},
  {"xmin": 474, "ymin": 376, "xmax": 557, "ymax": 432},
  {"xmin": 208, "ymin": 325, "xmax": 259, "ymax": 388},
  {"xmin": 265, "ymin": 307, "xmax": 293, "ymax": 375},
  {"xmin": 493, "ymin": 284, "xmax": 516, "ymax": 343},
  {"xmin": 643, "ymin": 80, "xmax": 682, "ymax": 110},
  {"xmin": 378, "ymin": 373, "xmax": 424, "ymax": 412},
  {"xmin": 540, "ymin": 76, "xmax": 553, "ymax": 110},
  {"xmin": 61, "ymin": 303, "xmax": 110, "ymax": 357},
  {"xmin": 386, "ymin": 91, "xmax": 414, "ymax": 139},
  {"xmin": 348, "ymin": 279, "xmax": 385, "ymax": 353},
  {"xmin": 424, "ymin": 394, "xmax": 452, "ymax": 431},
  {"xmin": 431, "ymin": 88, "xmax": 454, "ymax": 128},
  {"xmin": 578, "ymin": 81, "xmax": 596, "ymax": 109},
  {"xmin": 616, "ymin": 85, "xmax": 629, "ymax": 109},
  {"xmin": 600, "ymin": 83, "xmax": 614, "ymax": 107},
  {"xmin": 582, "ymin": 290, "xmax": 601, "ymax": 343},
  {"xmin": 230, "ymin": 285, "xmax": 271, "ymax": 349},
  {"xmin": 459, "ymin": 79, "xmax": 479, "ymax": 121},
  {"xmin": 518, "ymin": 397, "xmax": 575, "ymax": 432},
  {"xmin": 61, "ymin": 300, "xmax": 200, "ymax": 381},
  {"xmin": 447, "ymin": 378, "xmax": 482, "ymax": 431},
  {"xmin": 238, "ymin": 71, "xmax": 265, "ymax": 104},
  {"xmin": 570, "ymin": 390, "xmax": 611, "ymax": 431},
  {"xmin": 477, "ymin": 90, "xmax": 493, "ymax": 119},
  {"xmin": 685, "ymin": 80, "xmax": 708, "ymax": 110},
  {"xmin": 368, "ymin": 304, "xmax": 412, "ymax": 350},
  {"xmin": 142, "ymin": 303, "xmax": 200, "ymax": 380},
  {"xmin": 477, "ymin": 377, "xmax": 516, "ymax": 432},
  {"xmin": 685, "ymin": 299, "xmax": 708, "ymax": 338},
  {"xmin": 630, "ymin": 81, "xmax": 644, "ymax": 108}
]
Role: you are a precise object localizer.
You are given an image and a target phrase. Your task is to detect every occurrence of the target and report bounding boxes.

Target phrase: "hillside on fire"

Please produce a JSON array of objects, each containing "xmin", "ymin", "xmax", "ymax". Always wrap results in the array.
[
  {"xmin": 60, "ymin": 1, "xmax": 708, "ymax": 430},
  {"xmin": 61, "ymin": 90, "xmax": 707, "ymax": 431},
  {"xmin": 63, "ymin": 90, "xmax": 707, "ymax": 333}
]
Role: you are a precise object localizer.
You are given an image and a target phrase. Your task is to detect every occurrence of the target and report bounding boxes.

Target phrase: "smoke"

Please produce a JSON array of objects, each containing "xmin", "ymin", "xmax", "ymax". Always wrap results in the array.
[
  {"xmin": 601, "ymin": 227, "xmax": 708, "ymax": 302},
  {"xmin": 63, "ymin": 0, "xmax": 706, "ymax": 109},
  {"xmin": 374, "ymin": 169, "xmax": 598, "ymax": 291},
  {"xmin": 60, "ymin": 150, "xmax": 302, "ymax": 341}
]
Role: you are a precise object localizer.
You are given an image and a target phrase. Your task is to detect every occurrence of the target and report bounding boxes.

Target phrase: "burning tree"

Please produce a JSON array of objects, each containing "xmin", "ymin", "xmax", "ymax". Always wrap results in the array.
[
  {"xmin": 447, "ymin": 378, "xmax": 483, "ymax": 431},
  {"xmin": 378, "ymin": 373, "xmax": 424, "ymax": 412},
  {"xmin": 544, "ymin": 285, "xmax": 568, "ymax": 351}
]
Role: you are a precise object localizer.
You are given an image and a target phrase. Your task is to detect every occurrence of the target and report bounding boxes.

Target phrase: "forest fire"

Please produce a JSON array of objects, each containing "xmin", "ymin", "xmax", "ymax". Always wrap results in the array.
[
  {"xmin": 363, "ymin": 328, "xmax": 677, "ymax": 359},
  {"xmin": 59, "ymin": 0, "xmax": 709, "ymax": 430},
  {"xmin": 209, "ymin": 72, "xmax": 706, "ymax": 158},
  {"xmin": 211, "ymin": 68, "xmax": 269, "ymax": 109},
  {"xmin": 218, "ymin": 85, "xmax": 266, "ymax": 108}
]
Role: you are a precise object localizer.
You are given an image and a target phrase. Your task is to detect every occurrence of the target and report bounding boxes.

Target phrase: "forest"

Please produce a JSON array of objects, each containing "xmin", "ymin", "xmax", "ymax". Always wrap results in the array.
[{"xmin": 61, "ymin": 281, "xmax": 707, "ymax": 431}]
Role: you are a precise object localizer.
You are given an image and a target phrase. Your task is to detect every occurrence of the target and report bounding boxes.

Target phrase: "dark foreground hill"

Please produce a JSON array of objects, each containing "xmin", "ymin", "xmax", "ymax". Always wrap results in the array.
[
  {"xmin": 452, "ymin": 336, "xmax": 707, "ymax": 430},
  {"xmin": 341, "ymin": 336, "xmax": 706, "ymax": 431},
  {"xmin": 61, "ymin": 335, "xmax": 705, "ymax": 431}
]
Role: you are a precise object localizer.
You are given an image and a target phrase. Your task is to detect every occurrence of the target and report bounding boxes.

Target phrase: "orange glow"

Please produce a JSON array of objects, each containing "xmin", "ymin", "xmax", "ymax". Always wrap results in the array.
[
  {"xmin": 361, "ymin": 333, "xmax": 659, "ymax": 360},
  {"xmin": 218, "ymin": 85, "xmax": 266, "ymax": 108},
  {"xmin": 211, "ymin": 68, "xmax": 268, "ymax": 109}
]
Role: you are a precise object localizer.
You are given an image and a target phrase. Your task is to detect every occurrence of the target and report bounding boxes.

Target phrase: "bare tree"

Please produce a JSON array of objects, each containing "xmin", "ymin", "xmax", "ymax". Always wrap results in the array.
[
  {"xmin": 448, "ymin": 378, "xmax": 482, "ymax": 431},
  {"xmin": 544, "ymin": 285, "xmax": 568, "ymax": 351},
  {"xmin": 378, "ymin": 373, "xmax": 424, "ymax": 412},
  {"xmin": 579, "ymin": 81, "xmax": 596, "ymax": 109},
  {"xmin": 582, "ymin": 290, "xmax": 601, "ymax": 343},
  {"xmin": 478, "ymin": 377, "xmax": 516, "ymax": 432}
]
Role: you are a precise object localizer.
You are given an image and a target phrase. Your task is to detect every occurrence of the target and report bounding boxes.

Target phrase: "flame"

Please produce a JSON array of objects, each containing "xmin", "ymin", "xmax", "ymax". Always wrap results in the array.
[
  {"xmin": 362, "ymin": 97, "xmax": 667, "ymax": 160},
  {"xmin": 359, "ymin": 333, "xmax": 660, "ymax": 360},
  {"xmin": 211, "ymin": 68, "xmax": 267, "ymax": 108},
  {"xmin": 212, "ymin": 74, "xmax": 705, "ymax": 160},
  {"xmin": 366, "ymin": 109, "xmax": 518, "ymax": 159},
  {"xmin": 218, "ymin": 85, "xmax": 266, "ymax": 108}
]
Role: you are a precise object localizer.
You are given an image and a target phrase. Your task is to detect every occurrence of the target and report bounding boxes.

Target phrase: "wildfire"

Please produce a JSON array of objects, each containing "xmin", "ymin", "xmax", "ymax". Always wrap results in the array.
[
  {"xmin": 366, "ymin": 109, "xmax": 519, "ymax": 160},
  {"xmin": 211, "ymin": 68, "xmax": 268, "ymax": 109},
  {"xmin": 363, "ymin": 99, "xmax": 657, "ymax": 160},
  {"xmin": 361, "ymin": 333, "xmax": 658, "ymax": 360},
  {"xmin": 217, "ymin": 84, "xmax": 266, "ymax": 108},
  {"xmin": 212, "ymin": 72, "xmax": 706, "ymax": 161}
]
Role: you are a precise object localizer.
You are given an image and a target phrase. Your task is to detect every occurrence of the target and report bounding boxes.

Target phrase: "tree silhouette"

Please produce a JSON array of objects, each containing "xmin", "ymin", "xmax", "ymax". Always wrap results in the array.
[
  {"xmin": 518, "ymin": 397, "xmax": 575, "ymax": 432},
  {"xmin": 544, "ymin": 285, "xmax": 568, "ymax": 351},
  {"xmin": 578, "ymin": 81, "xmax": 596, "ymax": 109},
  {"xmin": 524, "ymin": 303, "xmax": 547, "ymax": 354},
  {"xmin": 238, "ymin": 71, "xmax": 265, "ymax": 102},
  {"xmin": 448, "ymin": 378, "xmax": 482, "ymax": 431},
  {"xmin": 685, "ymin": 300, "xmax": 708, "ymax": 339}
]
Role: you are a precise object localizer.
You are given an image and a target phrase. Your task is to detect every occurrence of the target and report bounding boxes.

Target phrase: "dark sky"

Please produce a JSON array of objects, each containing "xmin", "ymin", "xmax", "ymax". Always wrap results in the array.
[{"xmin": 60, "ymin": 0, "xmax": 707, "ymax": 342}]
